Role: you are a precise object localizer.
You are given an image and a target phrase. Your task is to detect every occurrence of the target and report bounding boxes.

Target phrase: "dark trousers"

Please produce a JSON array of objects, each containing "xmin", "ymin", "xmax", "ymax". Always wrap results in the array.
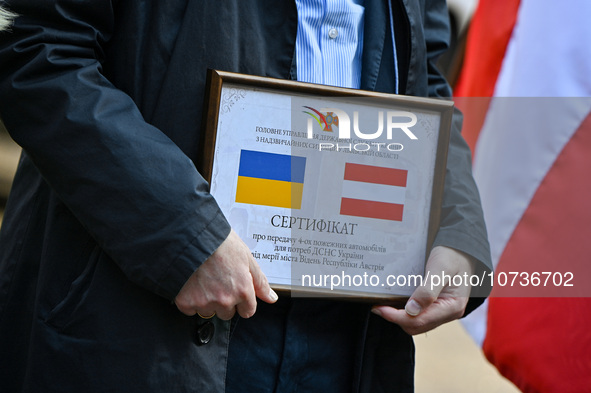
[{"xmin": 226, "ymin": 297, "xmax": 369, "ymax": 393}]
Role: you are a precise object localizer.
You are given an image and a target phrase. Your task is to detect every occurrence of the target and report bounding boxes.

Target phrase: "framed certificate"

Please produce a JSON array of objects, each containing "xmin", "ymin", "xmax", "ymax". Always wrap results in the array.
[{"xmin": 199, "ymin": 70, "xmax": 453, "ymax": 303}]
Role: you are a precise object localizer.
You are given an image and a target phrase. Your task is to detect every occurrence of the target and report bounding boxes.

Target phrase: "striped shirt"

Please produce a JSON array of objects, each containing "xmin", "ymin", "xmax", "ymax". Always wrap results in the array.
[{"xmin": 295, "ymin": 0, "xmax": 365, "ymax": 89}]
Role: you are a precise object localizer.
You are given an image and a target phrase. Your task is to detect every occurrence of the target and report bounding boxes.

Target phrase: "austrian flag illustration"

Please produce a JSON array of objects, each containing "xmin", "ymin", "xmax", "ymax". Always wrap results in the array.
[{"xmin": 340, "ymin": 163, "xmax": 407, "ymax": 221}]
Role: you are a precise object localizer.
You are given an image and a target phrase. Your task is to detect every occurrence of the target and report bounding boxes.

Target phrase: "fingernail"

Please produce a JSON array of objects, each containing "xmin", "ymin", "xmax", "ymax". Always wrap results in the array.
[
  {"xmin": 371, "ymin": 308, "xmax": 382, "ymax": 316},
  {"xmin": 269, "ymin": 288, "xmax": 278, "ymax": 302},
  {"xmin": 405, "ymin": 299, "xmax": 421, "ymax": 316}
]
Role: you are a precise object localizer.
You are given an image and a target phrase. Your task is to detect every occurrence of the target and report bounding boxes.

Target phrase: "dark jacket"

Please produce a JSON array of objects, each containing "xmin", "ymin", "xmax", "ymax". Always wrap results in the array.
[{"xmin": 0, "ymin": 0, "xmax": 491, "ymax": 392}]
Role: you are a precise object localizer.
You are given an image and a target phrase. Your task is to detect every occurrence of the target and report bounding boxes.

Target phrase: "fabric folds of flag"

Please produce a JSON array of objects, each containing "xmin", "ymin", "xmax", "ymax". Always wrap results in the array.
[
  {"xmin": 456, "ymin": 0, "xmax": 591, "ymax": 391},
  {"xmin": 235, "ymin": 150, "xmax": 306, "ymax": 209},
  {"xmin": 340, "ymin": 162, "xmax": 407, "ymax": 221}
]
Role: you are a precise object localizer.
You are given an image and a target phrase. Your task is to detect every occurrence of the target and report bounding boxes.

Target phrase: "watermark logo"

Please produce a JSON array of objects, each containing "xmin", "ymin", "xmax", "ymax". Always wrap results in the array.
[
  {"xmin": 303, "ymin": 106, "xmax": 339, "ymax": 132},
  {"xmin": 303, "ymin": 107, "xmax": 418, "ymax": 140}
]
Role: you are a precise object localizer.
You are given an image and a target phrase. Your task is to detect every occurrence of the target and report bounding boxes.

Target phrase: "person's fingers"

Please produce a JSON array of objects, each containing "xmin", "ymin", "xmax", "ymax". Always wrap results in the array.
[
  {"xmin": 371, "ymin": 305, "xmax": 431, "ymax": 335},
  {"xmin": 234, "ymin": 276, "xmax": 258, "ymax": 319},
  {"xmin": 404, "ymin": 279, "xmax": 441, "ymax": 317},
  {"xmin": 174, "ymin": 228, "xmax": 279, "ymax": 319},
  {"xmin": 174, "ymin": 276, "xmax": 202, "ymax": 316},
  {"xmin": 249, "ymin": 255, "xmax": 279, "ymax": 304},
  {"xmin": 176, "ymin": 303, "xmax": 197, "ymax": 317},
  {"xmin": 370, "ymin": 247, "xmax": 477, "ymax": 334},
  {"xmin": 196, "ymin": 309, "xmax": 217, "ymax": 319},
  {"xmin": 371, "ymin": 306, "xmax": 410, "ymax": 325},
  {"xmin": 371, "ymin": 297, "xmax": 465, "ymax": 335},
  {"xmin": 214, "ymin": 305, "xmax": 237, "ymax": 321},
  {"xmin": 403, "ymin": 246, "xmax": 472, "ymax": 316},
  {"xmin": 405, "ymin": 247, "xmax": 457, "ymax": 316}
]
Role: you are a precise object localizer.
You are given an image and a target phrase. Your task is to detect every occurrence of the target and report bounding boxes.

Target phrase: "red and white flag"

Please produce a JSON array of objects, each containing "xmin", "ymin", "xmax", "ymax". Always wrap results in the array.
[
  {"xmin": 456, "ymin": 0, "xmax": 591, "ymax": 391},
  {"xmin": 340, "ymin": 163, "xmax": 407, "ymax": 221}
]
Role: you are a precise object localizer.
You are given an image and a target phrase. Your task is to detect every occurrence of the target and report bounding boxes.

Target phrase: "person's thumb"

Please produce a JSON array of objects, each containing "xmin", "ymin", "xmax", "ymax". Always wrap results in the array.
[{"xmin": 403, "ymin": 271, "xmax": 443, "ymax": 316}]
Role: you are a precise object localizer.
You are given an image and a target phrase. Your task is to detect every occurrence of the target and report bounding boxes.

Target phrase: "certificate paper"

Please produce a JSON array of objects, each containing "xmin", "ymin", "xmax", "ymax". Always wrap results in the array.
[{"xmin": 201, "ymin": 70, "xmax": 453, "ymax": 302}]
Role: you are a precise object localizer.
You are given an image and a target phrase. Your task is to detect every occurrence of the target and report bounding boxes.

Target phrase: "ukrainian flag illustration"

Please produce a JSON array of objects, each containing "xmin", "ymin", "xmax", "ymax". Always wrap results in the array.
[{"xmin": 236, "ymin": 150, "xmax": 306, "ymax": 209}]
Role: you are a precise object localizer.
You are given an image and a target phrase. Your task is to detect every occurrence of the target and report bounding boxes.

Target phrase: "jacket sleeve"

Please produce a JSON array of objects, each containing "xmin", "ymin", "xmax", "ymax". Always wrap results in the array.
[
  {"xmin": 0, "ymin": 0, "xmax": 231, "ymax": 300},
  {"xmin": 422, "ymin": 0, "xmax": 493, "ymax": 308}
]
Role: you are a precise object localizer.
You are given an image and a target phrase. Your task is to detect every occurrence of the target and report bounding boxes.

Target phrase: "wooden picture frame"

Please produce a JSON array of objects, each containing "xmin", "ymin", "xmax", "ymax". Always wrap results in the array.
[{"xmin": 199, "ymin": 70, "xmax": 453, "ymax": 304}]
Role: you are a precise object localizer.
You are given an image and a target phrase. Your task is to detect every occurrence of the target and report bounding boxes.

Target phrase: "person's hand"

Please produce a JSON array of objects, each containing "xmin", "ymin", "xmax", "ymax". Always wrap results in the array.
[
  {"xmin": 174, "ymin": 229, "xmax": 278, "ymax": 320},
  {"xmin": 371, "ymin": 246, "xmax": 475, "ymax": 335}
]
